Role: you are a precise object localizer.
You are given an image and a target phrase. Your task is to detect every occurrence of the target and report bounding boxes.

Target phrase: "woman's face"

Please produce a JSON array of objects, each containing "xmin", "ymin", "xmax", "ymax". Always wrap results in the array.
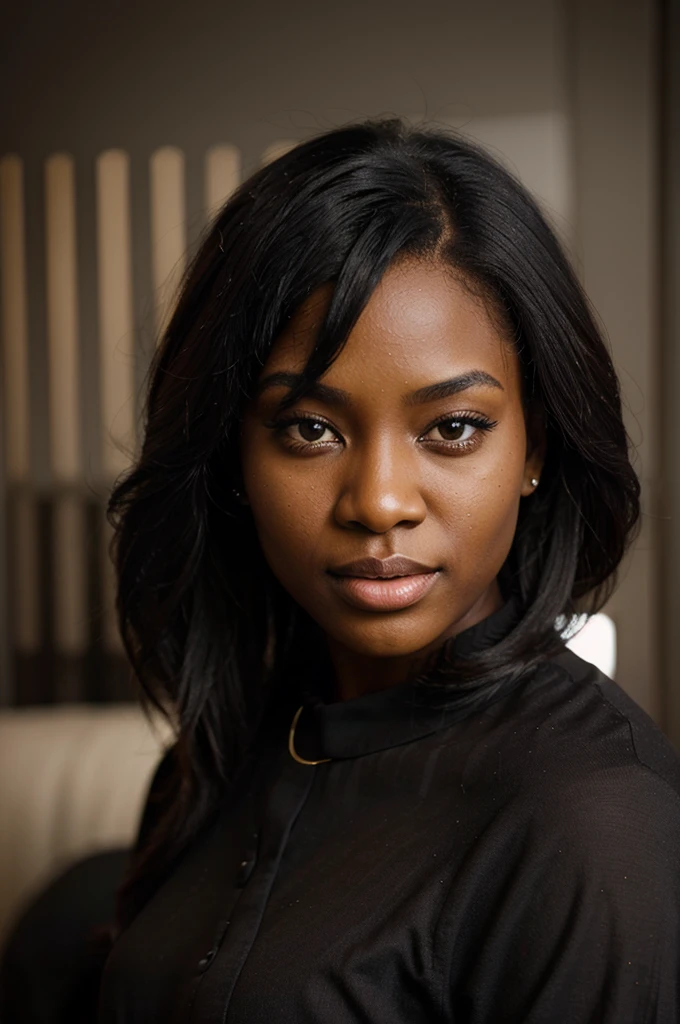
[{"xmin": 239, "ymin": 257, "xmax": 543, "ymax": 694}]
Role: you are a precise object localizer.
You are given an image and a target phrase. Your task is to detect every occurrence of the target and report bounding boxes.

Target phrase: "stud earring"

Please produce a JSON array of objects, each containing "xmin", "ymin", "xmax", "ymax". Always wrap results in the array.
[
  {"xmin": 530, "ymin": 477, "xmax": 539, "ymax": 488},
  {"xmin": 232, "ymin": 486, "xmax": 249, "ymax": 505}
]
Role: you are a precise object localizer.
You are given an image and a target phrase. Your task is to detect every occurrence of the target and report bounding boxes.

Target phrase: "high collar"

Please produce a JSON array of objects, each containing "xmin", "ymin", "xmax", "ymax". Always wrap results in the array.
[{"xmin": 292, "ymin": 598, "xmax": 522, "ymax": 762}]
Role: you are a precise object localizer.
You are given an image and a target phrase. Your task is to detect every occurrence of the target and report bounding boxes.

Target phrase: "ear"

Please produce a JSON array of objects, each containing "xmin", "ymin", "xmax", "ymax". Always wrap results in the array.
[{"xmin": 520, "ymin": 406, "xmax": 546, "ymax": 497}]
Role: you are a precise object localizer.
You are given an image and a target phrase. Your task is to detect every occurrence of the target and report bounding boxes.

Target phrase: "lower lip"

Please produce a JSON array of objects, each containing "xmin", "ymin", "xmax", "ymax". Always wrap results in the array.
[{"xmin": 328, "ymin": 571, "xmax": 441, "ymax": 611}]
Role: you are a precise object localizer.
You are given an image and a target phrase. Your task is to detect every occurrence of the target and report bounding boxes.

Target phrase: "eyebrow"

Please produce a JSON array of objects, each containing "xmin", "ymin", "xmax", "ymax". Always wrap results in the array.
[{"xmin": 255, "ymin": 369, "xmax": 504, "ymax": 409}]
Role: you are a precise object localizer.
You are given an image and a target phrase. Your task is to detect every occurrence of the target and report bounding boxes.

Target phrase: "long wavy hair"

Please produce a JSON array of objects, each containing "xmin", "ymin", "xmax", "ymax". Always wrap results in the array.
[{"xmin": 107, "ymin": 117, "xmax": 640, "ymax": 932}]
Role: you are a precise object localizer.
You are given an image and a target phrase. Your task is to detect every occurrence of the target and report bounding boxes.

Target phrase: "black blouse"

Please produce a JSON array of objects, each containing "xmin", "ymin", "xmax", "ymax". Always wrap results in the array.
[{"xmin": 97, "ymin": 605, "xmax": 680, "ymax": 1023}]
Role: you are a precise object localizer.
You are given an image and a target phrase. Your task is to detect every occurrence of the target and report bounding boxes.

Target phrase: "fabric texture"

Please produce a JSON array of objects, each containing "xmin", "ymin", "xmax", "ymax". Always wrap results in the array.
[
  {"xmin": 0, "ymin": 850, "xmax": 128, "ymax": 1024},
  {"xmin": 97, "ymin": 606, "xmax": 680, "ymax": 1023}
]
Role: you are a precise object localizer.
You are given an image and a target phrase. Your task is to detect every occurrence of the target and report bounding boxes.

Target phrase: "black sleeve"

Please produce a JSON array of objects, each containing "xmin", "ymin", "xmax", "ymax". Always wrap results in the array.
[
  {"xmin": 0, "ymin": 850, "xmax": 129, "ymax": 1024},
  {"xmin": 455, "ymin": 765, "xmax": 680, "ymax": 1024}
]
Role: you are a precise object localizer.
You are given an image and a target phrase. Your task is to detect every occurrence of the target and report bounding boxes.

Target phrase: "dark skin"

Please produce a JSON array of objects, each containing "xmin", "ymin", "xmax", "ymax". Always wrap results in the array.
[{"xmin": 238, "ymin": 257, "xmax": 544, "ymax": 701}]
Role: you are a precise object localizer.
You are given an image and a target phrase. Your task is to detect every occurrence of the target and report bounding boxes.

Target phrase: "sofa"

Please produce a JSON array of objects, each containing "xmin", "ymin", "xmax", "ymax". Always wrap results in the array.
[{"xmin": 0, "ymin": 704, "xmax": 171, "ymax": 949}]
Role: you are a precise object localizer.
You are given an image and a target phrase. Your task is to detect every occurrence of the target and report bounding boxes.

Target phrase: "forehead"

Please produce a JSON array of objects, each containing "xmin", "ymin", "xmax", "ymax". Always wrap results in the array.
[{"xmin": 261, "ymin": 258, "xmax": 519, "ymax": 390}]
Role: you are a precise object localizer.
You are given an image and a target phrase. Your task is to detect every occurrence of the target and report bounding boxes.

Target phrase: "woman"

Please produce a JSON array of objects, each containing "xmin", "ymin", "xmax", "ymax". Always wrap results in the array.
[{"xmin": 97, "ymin": 118, "xmax": 680, "ymax": 1022}]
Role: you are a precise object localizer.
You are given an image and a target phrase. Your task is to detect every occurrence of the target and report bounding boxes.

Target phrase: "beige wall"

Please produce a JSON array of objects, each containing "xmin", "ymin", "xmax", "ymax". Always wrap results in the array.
[
  {"xmin": 661, "ymin": 0, "xmax": 680, "ymax": 743},
  {"xmin": 1, "ymin": 1, "xmax": 569, "ymax": 154},
  {"xmin": 570, "ymin": 0, "xmax": 661, "ymax": 719}
]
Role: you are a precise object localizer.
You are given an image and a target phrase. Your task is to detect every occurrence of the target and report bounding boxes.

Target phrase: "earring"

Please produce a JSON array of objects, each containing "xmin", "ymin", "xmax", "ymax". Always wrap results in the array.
[
  {"xmin": 232, "ymin": 486, "xmax": 248, "ymax": 505},
  {"xmin": 530, "ymin": 477, "xmax": 539, "ymax": 488}
]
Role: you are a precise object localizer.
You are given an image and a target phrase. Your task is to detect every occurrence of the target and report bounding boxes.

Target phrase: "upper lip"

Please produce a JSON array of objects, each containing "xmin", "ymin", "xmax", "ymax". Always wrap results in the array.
[{"xmin": 328, "ymin": 555, "xmax": 439, "ymax": 578}]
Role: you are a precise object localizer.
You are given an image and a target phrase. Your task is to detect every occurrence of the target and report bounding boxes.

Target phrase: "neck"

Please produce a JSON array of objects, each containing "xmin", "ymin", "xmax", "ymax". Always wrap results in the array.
[{"xmin": 324, "ymin": 580, "xmax": 504, "ymax": 702}]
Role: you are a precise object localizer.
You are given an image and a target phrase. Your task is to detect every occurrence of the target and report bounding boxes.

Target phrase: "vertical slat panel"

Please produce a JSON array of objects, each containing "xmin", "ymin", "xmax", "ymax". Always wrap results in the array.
[
  {"xmin": 205, "ymin": 144, "xmax": 241, "ymax": 219},
  {"xmin": 96, "ymin": 149, "xmax": 133, "ymax": 657},
  {"xmin": 45, "ymin": 154, "xmax": 81, "ymax": 482},
  {"xmin": 0, "ymin": 156, "xmax": 36, "ymax": 688},
  {"xmin": 52, "ymin": 494, "xmax": 88, "ymax": 654},
  {"xmin": 45, "ymin": 153, "xmax": 87, "ymax": 657},
  {"xmin": 0, "ymin": 155, "xmax": 31, "ymax": 483},
  {"xmin": 96, "ymin": 149, "xmax": 136, "ymax": 479},
  {"xmin": 11, "ymin": 491, "xmax": 41, "ymax": 652},
  {"xmin": 261, "ymin": 140, "xmax": 296, "ymax": 166},
  {"xmin": 100, "ymin": 503, "xmax": 123, "ymax": 653},
  {"xmin": 150, "ymin": 146, "xmax": 186, "ymax": 339}
]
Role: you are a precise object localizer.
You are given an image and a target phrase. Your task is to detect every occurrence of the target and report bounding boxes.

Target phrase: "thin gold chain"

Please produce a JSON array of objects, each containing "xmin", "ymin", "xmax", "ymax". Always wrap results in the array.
[{"xmin": 288, "ymin": 705, "xmax": 332, "ymax": 765}]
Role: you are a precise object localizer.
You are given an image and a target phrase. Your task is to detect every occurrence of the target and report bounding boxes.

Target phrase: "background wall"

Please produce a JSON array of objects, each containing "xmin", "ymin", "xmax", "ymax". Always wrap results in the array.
[
  {"xmin": 1, "ymin": 0, "xmax": 570, "ymax": 158},
  {"xmin": 662, "ymin": 0, "xmax": 680, "ymax": 741},
  {"xmin": 0, "ymin": 0, "xmax": 672, "ymax": 736}
]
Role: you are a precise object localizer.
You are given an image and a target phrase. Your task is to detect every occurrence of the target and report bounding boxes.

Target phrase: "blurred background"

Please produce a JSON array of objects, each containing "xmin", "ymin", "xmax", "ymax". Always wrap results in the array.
[{"xmin": 0, "ymin": 0, "xmax": 678, "ymax": 948}]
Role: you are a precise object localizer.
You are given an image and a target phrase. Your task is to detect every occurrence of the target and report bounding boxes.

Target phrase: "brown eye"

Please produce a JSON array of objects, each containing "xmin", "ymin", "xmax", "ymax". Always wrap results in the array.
[
  {"xmin": 296, "ymin": 420, "xmax": 329, "ymax": 442},
  {"xmin": 435, "ymin": 420, "xmax": 475, "ymax": 442},
  {"xmin": 267, "ymin": 413, "xmax": 341, "ymax": 449}
]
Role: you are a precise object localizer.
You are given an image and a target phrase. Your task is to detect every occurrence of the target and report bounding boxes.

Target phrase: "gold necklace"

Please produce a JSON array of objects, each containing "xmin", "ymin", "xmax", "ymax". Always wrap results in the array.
[{"xmin": 288, "ymin": 705, "xmax": 332, "ymax": 765}]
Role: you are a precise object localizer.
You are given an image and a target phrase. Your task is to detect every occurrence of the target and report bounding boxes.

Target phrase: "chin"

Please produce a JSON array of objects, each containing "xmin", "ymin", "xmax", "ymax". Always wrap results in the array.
[{"xmin": 326, "ymin": 619, "xmax": 450, "ymax": 660}]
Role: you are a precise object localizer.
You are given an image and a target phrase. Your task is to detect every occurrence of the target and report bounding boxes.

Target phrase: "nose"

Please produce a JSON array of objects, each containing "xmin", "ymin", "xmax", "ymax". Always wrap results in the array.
[{"xmin": 333, "ymin": 438, "xmax": 427, "ymax": 533}]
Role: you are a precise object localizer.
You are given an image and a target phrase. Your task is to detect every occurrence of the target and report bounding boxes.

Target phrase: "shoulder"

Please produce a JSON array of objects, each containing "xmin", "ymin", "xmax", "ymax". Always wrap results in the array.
[
  {"xmin": 546, "ymin": 646, "xmax": 680, "ymax": 791},
  {"xmin": 493, "ymin": 645, "xmax": 680, "ymax": 799},
  {"xmin": 452, "ymin": 647, "xmax": 680, "ymax": 865},
  {"xmin": 500, "ymin": 648, "xmax": 680, "ymax": 873}
]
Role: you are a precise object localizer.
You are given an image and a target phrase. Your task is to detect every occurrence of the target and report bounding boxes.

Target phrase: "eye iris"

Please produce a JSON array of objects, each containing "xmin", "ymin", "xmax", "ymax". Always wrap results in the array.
[
  {"xmin": 439, "ymin": 420, "xmax": 466, "ymax": 441},
  {"xmin": 299, "ymin": 420, "xmax": 326, "ymax": 442}
]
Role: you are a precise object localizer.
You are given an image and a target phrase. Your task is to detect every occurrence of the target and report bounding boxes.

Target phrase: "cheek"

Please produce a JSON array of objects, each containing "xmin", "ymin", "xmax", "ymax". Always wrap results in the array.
[
  {"xmin": 244, "ymin": 455, "xmax": 325, "ymax": 570},
  {"xmin": 444, "ymin": 438, "xmax": 526, "ymax": 568},
  {"xmin": 459, "ymin": 484, "xmax": 522, "ymax": 567}
]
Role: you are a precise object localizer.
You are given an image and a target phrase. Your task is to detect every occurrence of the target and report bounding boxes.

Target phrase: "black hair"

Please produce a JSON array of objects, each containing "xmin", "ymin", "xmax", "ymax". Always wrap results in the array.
[{"xmin": 107, "ymin": 117, "xmax": 640, "ymax": 931}]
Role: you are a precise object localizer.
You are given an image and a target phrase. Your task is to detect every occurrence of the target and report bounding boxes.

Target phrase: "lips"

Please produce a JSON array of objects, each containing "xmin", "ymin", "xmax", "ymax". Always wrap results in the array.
[
  {"xmin": 328, "ymin": 569, "xmax": 441, "ymax": 612},
  {"xmin": 328, "ymin": 554, "xmax": 438, "ymax": 579},
  {"xmin": 326, "ymin": 553, "xmax": 442, "ymax": 612}
]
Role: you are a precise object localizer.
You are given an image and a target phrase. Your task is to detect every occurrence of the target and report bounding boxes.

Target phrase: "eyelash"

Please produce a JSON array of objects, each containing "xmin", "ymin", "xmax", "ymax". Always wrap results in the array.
[{"xmin": 265, "ymin": 410, "xmax": 498, "ymax": 454}]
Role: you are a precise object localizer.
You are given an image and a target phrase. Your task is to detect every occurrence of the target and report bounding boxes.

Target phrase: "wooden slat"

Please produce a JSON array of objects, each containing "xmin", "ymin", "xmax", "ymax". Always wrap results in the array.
[
  {"xmin": 96, "ymin": 149, "xmax": 136, "ymax": 479},
  {"xmin": 11, "ymin": 490, "xmax": 41, "ymax": 652},
  {"xmin": 0, "ymin": 155, "xmax": 31, "ymax": 483},
  {"xmin": 52, "ymin": 492, "xmax": 88, "ymax": 655},
  {"xmin": 45, "ymin": 153, "xmax": 80, "ymax": 483},
  {"xmin": 205, "ymin": 143, "xmax": 241, "ymax": 220},
  {"xmin": 150, "ymin": 146, "xmax": 186, "ymax": 339},
  {"xmin": 100, "ymin": 502, "xmax": 124, "ymax": 654}
]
